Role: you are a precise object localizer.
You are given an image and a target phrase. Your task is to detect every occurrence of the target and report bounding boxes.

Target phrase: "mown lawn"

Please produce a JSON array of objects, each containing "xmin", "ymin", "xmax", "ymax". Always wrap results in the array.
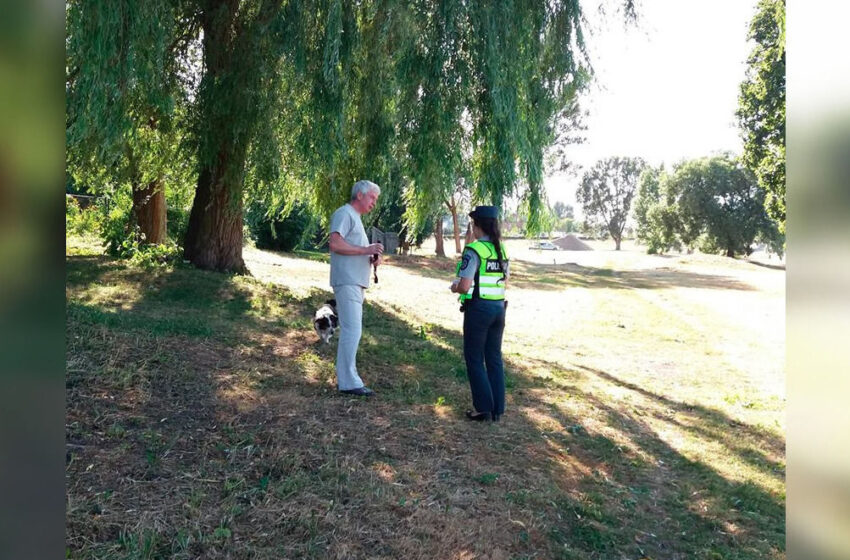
[{"xmin": 66, "ymin": 235, "xmax": 785, "ymax": 559}]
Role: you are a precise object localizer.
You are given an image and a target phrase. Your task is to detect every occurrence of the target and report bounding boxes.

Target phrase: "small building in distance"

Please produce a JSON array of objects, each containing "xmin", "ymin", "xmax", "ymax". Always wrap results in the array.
[{"xmin": 369, "ymin": 226, "xmax": 399, "ymax": 254}]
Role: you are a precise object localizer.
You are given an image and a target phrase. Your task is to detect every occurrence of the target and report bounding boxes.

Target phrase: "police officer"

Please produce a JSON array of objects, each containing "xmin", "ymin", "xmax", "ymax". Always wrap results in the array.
[{"xmin": 450, "ymin": 206, "xmax": 509, "ymax": 422}]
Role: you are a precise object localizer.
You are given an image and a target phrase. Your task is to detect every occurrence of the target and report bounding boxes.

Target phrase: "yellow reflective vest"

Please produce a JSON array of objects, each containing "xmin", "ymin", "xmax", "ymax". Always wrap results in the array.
[{"xmin": 456, "ymin": 240, "xmax": 508, "ymax": 302}]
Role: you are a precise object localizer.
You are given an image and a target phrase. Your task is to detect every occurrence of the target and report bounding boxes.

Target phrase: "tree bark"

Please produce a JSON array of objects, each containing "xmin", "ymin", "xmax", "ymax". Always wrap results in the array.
[
  {"xmin": 182, "ymin": 2, "xmax": 250, "ymax": 273},
  {"xmin": 434, "ymin": 217, "xmax": 446, "ymax": 257},
  {"xmin": 183, "ymin": 163, "xmax": 246, "ymax": 273},
  {"xmin": 132, "ymin": 179, "xmax": 167, "ymax": 245},
  {"xmin": 452, "ymin": 210, "xmax": 462, "ymax": 254}
]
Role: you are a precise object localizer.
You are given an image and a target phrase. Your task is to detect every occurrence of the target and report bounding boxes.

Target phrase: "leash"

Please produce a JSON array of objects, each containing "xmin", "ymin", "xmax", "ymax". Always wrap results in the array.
[{"xmin": 370, "ymin": 255, "xmax": 379, "ymax": 283}]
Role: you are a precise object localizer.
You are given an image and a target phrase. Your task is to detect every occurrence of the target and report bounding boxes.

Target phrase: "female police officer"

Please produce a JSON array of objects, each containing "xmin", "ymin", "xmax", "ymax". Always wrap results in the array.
[{"xmin": 450, "ymin": 206, "xmax": 508, "ymax": 422}]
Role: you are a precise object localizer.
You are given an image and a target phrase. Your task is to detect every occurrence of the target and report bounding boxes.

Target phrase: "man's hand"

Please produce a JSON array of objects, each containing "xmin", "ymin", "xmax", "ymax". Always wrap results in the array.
[{"xmin": 365, "ymin": 242, "xmax": 384, "ymax": 256}]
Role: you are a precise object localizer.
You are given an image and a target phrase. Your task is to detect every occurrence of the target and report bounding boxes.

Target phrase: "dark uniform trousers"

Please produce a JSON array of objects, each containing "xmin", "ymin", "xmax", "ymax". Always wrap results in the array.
[{"xmin": 462, "ymin": 298, "xmax": 506, "ymax": 415}]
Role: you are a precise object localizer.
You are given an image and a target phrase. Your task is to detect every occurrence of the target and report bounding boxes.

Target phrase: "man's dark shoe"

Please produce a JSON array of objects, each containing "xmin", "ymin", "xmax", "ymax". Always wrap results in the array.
[{"xmin": 340, "ymin": 386, "xmax": 375, "ymax": 397}]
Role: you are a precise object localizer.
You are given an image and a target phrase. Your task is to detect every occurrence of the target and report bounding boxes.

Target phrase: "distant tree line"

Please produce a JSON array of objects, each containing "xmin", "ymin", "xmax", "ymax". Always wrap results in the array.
[
  {"xmin": 633, "ymin": 155, "xmax": 783, "ymax": 257},
  {"xmin": 574, "ymin": 0, "xmax": 785, "ymax": 257}
]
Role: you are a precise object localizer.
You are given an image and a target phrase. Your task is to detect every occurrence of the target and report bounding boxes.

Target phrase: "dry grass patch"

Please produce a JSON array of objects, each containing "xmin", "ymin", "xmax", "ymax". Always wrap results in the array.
[{"xmin": 66, "ymin": 237, "xmax": 784, "ymax": 559}]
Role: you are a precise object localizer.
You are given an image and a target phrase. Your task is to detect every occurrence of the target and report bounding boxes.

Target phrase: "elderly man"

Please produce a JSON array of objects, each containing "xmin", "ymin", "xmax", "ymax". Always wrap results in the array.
[{"xmin": 328, "ymin": 180, "xmax": 384, "ymax": 396}]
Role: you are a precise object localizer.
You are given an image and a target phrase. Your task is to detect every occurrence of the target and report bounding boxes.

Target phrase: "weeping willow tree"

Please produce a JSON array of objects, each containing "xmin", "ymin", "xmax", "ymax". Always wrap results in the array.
[
  {"xmin": 399, "ymin": 1, "xmax": 607, "ymax": 238},
  {"xmin": 301, "ymin": 0, "xmax": 627, "ymax": 241},
  {"xmin": 66, "ymin": 0, "xmax": 194, "ymax": 245},
  {"xmin": 67, "ymin": 0, "xmax": 634, "ymax": 272}
]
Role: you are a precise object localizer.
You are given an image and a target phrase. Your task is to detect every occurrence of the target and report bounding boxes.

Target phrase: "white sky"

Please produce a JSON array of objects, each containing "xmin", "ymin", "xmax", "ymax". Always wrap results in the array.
[{"xmin": 545, "ymin": 0, "xmax": 760, "ymax": 215}]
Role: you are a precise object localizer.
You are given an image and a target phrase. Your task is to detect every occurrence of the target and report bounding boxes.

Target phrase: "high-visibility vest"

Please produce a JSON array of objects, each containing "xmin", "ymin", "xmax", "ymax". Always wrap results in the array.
[{"xmin": 456, "ymin": 240, "xmax": 508, "ymax": 302}]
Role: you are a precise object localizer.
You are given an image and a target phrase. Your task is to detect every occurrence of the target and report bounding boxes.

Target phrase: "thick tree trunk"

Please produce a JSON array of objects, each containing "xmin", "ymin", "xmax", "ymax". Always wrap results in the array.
[
  {"xmin": 614, "ymin": 236, "xmax": 621, "ymax": 251},
  {"xmin": 434, "ymin": 218, "xmax": 446, "ymax": 257},
  {"xmin": 132, "ymin": 180, "xmax": 167, "ymax": 245},
  {"xmin": 182, "ymin": 3, "xmax": 252, "ymax": 273},
  {"xmin": 183, "ymin": 164, "xmax": 246, "ymax": 273}
]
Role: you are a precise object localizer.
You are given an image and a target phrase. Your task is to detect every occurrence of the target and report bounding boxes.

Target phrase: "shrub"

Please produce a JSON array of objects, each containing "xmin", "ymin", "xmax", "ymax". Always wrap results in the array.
[
  {"xmin": 246, "ymin": 201, "xmax": 320, "ymax": 252},
  {"xmin": 65, "ymin": 196, "xmax": 102, "ymax": 236}
]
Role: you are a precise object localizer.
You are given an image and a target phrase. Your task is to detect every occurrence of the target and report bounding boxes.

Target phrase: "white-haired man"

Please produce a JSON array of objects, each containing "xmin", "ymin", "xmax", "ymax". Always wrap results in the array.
[{"xmin": 328, "ymin": 180, "xmax": 384, "ymax": 396}]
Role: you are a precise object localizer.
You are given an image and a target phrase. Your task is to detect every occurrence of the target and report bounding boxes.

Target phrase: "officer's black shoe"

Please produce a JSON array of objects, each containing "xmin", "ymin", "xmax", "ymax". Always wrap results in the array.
[
  {"xmin": 465, "ymin": 410, "xmax": 490, "ymax": 421},
  {"xmin": 340, "ymin": 386, "xmax": 375, "ymax": 397},
  {"xmin": 491, "ymin": 413, "xmax": 501, "ymax": 422}
]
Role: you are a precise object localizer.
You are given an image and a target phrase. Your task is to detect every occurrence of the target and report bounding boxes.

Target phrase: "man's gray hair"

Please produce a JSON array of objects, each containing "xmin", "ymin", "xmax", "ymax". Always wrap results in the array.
[{"xmin": 350, "ymin": 180, "xmax": 381, "ymax": 201}]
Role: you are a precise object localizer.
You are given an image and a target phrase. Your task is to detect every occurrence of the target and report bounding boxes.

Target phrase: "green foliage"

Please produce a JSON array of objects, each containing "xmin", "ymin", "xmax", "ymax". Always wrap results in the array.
[
  {"xmin": 553, "ymin": 201, "xmax": 574, "ymax": 220},
  {"xmin": 66, "ymin": 0, "xmax": 200, "ymax": 259},
  {"xmin": 67, "ymin": 0, "xmax": 635, "ymax": 271},
  {"xmin": 246, "ymin": 201, "xmax": 321, "ymax": 253},
  {"xmin": 737, "ymin": 0, "xmax": 785, "ymax": 230},
  {"xmin": 65, "ymin": 197, "xmax": 102, "ymax": 237},
  {"xmin": 674, "ymin": 156, "xmax": 774, "ymax": 257},
  {"xmin": 635, "ymin": 155, "xmax": 782, "ymax": 258},
  {"xmin": 577, "ymin": 156, "xmax": 647, "ymax": 249},
  {"xmin": 98, "ymin": 186, "xmax": 181, "ymax": 265},
  {"xmin": 633, "ymin": 166, "xmax": 682, "ymax": 254}
]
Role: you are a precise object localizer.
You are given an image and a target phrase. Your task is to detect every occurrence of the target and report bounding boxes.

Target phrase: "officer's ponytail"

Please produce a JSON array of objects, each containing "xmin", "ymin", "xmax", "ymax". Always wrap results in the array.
[{"xmin": 473, "ymin": 217, "xmax": 505, "ymax": 271}]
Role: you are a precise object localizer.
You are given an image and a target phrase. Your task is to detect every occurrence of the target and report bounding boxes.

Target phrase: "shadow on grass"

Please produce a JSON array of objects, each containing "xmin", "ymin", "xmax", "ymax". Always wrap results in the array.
[
  {"xmin": 746, "ymin": 259, "xmax": 785, "ymax": 271},
  {"xmin": 508, "ymin": 260, "xmax": 758, "ymax": 292},
  {"xmin": 382, "ymin": 254, "xmax": 459, "ymax": 281},
  {"xmin": 576, "ymin": 365, "xmax": 785, "ymax": 474},
  {"xmin": 65, "ymin": 254, "xmax": 784, "ymax": 559}
]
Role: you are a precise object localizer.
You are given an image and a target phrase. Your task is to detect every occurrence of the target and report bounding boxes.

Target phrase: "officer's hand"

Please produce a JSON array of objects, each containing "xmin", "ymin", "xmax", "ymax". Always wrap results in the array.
[{"xmin": 450, "ymin": 278, "xmax": 460, "ymax": 292}]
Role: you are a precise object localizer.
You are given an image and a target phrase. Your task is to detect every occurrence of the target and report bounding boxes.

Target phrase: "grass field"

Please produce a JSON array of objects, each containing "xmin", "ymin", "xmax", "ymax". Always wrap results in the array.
[{"xmin": 66, "ymin": 235, "xmax": 785, "ymax": 559}]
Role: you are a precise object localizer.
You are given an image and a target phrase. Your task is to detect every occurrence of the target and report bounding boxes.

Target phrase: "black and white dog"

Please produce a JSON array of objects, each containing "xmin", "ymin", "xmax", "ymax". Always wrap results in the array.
[{"xmin": 313, "ymin": 299, "xmax": 339, "ymax": 344}]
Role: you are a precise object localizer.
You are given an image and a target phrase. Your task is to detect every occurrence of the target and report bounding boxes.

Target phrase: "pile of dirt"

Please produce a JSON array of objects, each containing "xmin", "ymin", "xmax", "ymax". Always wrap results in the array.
[{"xmin": 552, "ymin": 234, "xmax": 593, "ymax": 251}]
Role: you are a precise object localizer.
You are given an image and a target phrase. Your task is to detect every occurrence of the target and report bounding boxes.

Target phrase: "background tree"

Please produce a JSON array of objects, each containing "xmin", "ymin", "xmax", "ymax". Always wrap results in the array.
[
  {"xmin": 66, "ymin": 0, "xmax": 195, "ymax": 247},
  {"xmin": 668, "ymin": 155, "xmax": 781, "ymax": 257},
  {"xmin": 633, "ymin": 165, "xmax": 681, "ymax": 254},
  {"xmin": 577, "ymin": 156, "xmax": 646, "ymax": 250},
  {"xmin": 550, "ymin": 201, "xmax": 576, "ymax": 233},
  {"xmin": 737, "ymin": 0, "xmax": 785, "ymax": 231},
  {"xmin": 552, "ymin": 201, "xmax": 574, "ymax": 220}
]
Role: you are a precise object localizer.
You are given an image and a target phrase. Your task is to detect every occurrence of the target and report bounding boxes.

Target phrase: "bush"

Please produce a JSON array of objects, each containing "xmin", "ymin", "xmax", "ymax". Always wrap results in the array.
[
  {"xmin": 167, "ymin": 205, "xmax": 190, "ymax": 246},
  {"xmin": 246, "ymin": 201, "xmax": 320, "ymax": 252},
  {"xmin": 65, "ymin": 196, "xmax": 102, "ymax": 236}
]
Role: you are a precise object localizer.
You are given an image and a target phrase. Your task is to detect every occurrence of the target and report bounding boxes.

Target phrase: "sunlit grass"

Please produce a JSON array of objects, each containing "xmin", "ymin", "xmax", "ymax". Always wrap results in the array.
[{"xmin": 66, "ymin": 235, "xmax": 785, "ymax": 559}]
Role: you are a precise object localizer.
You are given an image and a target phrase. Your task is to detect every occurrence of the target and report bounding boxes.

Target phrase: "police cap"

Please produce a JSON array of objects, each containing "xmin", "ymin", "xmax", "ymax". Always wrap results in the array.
[{"xmin": 468, "ymin": 205, "xmax": 499, "ymax": 220}]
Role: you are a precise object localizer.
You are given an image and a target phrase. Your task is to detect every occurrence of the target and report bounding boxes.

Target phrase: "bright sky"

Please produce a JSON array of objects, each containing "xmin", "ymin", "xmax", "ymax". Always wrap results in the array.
[{"xmin": 545, "ymin": 0, "xmax": 760, "ymax": 215}]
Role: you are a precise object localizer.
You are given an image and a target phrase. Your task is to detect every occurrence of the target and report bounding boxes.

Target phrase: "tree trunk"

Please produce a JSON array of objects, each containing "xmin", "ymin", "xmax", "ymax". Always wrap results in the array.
[
  {"xmin": 132, "ymin": 179, "xmax": 167, "ymax": 245},
  {"xmin": 434, "ymin": 218, "xmax": 446, "ymax": 257},
  {"xmin": 614, "ymin": 236, "xmax": 621, "ymax": 251},
  {"xmin": 183, "ymin": 163, "xmax": 246, "ymax": 273},
  {"xmin": 182, "ymin": 3, "xmax": 251, "ymax": 273},
  {"xmin": 450, "ymin": 206, "xmax": 461, "ymax": 254}
]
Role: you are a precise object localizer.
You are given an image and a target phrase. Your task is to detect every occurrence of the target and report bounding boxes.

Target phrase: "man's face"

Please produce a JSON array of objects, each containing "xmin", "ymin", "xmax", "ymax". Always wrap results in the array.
[{"xmin": 358, "ymin": 190, "xmax": 379, "ymax": 214}]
